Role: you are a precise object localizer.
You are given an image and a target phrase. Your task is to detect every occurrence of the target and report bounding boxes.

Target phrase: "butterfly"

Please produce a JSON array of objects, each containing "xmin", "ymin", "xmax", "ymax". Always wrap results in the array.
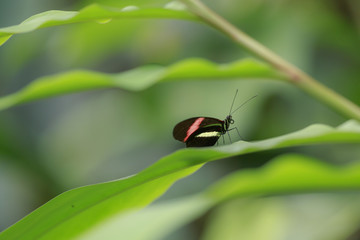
[{"xmin": 173, "ymin": 90, "xmax": 256, "ymax": 147}]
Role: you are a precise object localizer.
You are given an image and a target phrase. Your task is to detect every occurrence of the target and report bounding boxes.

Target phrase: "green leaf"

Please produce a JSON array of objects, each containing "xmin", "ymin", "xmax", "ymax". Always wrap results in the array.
[
  {"xmin": 77, "ymin": 154, "xmax": 360, "ymax": 240},
  {"xmin": 206, "ymin": 154, "xmax": 360, "ymax": 201},
  {"xmin": 79, "ymin": 196, "xmax": 212, "ymax": 240},
  {"xmin": 1, "ymin": 120, "xmax": 360, "ymax": 239},
  {"xmin": 0, "ymin": 4, "xmax": 198, "ymax": 46},
  {"xmin": 0, "ymin": 58, "xmax": 283, "ymax": 111},
  {"xmin": 0, "ymin": 164, "xmax": 203, "ymax": 240}
]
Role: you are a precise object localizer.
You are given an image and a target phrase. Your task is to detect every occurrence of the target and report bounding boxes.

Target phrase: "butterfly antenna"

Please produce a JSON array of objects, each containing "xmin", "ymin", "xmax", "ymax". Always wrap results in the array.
[
  {"xmin": 228, "ymin": 89, "xmax": 239, "ymax": 115},
  {"xmin": 230, "ymin": 95, "xmax": 258, "ymax": 115}
]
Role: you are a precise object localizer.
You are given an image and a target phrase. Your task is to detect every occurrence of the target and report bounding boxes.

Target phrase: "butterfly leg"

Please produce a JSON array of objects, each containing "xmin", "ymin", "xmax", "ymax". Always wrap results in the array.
[
  {"xmin": 227, "ymin": 130, "xmax": 232, "ymax": 143},
  {"xmin": 228, "ymin": 127, "xmax": 244, "ymax": 140}
]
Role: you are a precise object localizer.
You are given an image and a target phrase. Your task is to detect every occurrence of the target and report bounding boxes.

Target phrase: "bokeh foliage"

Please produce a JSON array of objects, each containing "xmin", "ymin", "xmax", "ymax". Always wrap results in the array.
[{"xmin": 0, "ymin": 0, "xmax": 360, "ymax": 239}]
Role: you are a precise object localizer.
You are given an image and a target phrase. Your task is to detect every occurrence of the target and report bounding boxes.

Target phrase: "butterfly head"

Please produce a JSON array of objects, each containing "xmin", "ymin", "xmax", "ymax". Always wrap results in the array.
[{"xmin": 223, "ymin": 115, "xmax": 234, "ymax": 132}]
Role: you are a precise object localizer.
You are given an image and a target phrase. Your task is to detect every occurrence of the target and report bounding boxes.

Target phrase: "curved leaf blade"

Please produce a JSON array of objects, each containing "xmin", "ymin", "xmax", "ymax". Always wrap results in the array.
[
  {"xmin": 0, "ymin": 58, "xmax": 283, "ymax": 111},
  {"xmin": 0, "ymin": 4, "xmax": 198, "ymax": 46},
  {"xmin": 206, "ymin": 154, "xmax": 360, "ymax": 201},
  {"xmin": 0, "ymin": 165, "xmax": 203, "ymax": 240},
  {"xmin": 79, "ymin": 195, "xmax": 212, "ymax": 240}
]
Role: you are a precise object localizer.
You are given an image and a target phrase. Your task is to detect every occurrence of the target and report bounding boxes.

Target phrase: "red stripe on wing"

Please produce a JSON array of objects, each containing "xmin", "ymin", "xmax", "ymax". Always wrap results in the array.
[{"xmin": 184, "ymin": 117, "xmax": 205, "ymax": 142}]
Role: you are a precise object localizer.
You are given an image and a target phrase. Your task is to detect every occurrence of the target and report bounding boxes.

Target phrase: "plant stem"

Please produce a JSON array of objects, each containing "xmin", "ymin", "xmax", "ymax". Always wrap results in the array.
[{"xmin": 181, "ymin": 0, "xmax": 360, "ymax": 121}]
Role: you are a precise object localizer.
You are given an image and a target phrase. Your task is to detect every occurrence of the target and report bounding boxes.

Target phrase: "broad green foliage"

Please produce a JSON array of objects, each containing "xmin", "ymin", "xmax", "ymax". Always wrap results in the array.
[
  {"xmin": 1, "ymin": 120, "xmax": 359, "ymax": 239},
  {"xmin": 0, "ymin": 4, "xmax": 197, "ymax": 46},
  {"xmin": 0, "ymin": 58, "xmax": 283, "ymax": 111},
  {"xmin": 79, "ymin": 196, "xmax": 212, "ymax": 240},
  {"xmin": 0, "ymin": 164, "xmax": 202, "ymax": 240},
  {"xmin": 206, "ymin": 153, "xmax": 360, "ymax": 201}
]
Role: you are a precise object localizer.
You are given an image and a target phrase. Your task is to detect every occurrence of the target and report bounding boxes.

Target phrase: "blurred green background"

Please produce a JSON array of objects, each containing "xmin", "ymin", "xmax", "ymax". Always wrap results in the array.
[{"xmin": 1, "ymin": 0, "xmax": 360, "ymax": 239}]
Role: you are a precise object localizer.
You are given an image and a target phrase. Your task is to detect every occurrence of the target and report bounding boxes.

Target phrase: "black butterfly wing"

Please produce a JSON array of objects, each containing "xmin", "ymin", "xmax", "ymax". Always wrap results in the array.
[
  {"xmin": 185, "ymin": 125, "xmax": 223, "ymax": 147},
  {"xmin": 173, "ymin": 117, "xmax": 224, "ymax": 146},
  {"xmin": 173, "ymin": 118, "xmax": 199, "ymax": 142}
]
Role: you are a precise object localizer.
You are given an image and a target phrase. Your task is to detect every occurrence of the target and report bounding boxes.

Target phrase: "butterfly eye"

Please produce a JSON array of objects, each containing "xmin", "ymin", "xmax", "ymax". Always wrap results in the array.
[{"xmin": 230, "ymin": 119, "xmax": 235, "ymax": 124}]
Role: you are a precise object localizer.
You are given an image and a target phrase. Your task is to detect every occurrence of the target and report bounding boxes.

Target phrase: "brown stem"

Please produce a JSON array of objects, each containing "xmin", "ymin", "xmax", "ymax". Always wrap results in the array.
[{"xmin": 181, "ymin": 0, "xmax": 360, "ymax": 121}]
